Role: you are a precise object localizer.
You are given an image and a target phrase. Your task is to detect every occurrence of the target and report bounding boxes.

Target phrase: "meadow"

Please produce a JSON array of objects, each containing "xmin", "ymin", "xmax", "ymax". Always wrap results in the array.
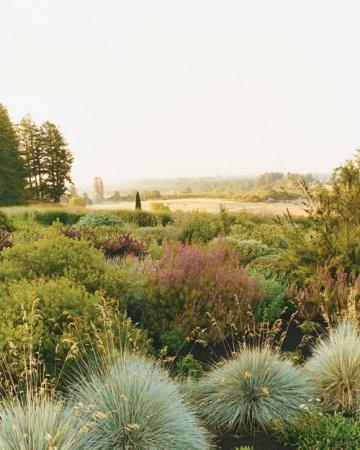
[
  {"xmin": 89, "ymin": 197, "xmax": 306, "ymax": 215},
  {"xmin": 0, "ymin": 152, "xmax": 359, "ymax": 450}
]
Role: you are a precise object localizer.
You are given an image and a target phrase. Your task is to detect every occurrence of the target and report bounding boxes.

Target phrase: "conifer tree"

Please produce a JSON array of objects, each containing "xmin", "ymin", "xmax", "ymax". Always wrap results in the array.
[
  {"xmin": 40, "ymin": 121, "xmax": 73, "ymax": 202},
  {"xmin": 16, "ymin": 114, "xmax": 43, "ymax": 200},
  {"xmin": 0, "ymin": 104, "xmax": 25, "ymax": 205},
  {"xmin": 135, "ymin": 190, "xmax": 142, "ymax": 210}
]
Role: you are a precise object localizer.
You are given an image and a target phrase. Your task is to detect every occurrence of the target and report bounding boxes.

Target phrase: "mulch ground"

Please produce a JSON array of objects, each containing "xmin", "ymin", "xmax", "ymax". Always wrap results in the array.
[{"xmin": 217, "ymin": 432, "xmax": 295, "ymax": 450}]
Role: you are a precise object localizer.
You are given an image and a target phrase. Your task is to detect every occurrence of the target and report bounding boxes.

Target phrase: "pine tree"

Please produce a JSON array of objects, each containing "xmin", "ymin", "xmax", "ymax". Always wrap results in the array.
[
  {"xmin": 135, "ymin": 190, "xmax": 142, "ymax": 210},
  {"xmin": 40, "ymin": 121, "xmax": 73, "ymax": 202},
  {"xmin": 16, "ymin": 114, "xmax": 43, "ymax": 200},
  {"xmin": 0, "ymin": 104, "xmax": 25, "ymax": 205}
]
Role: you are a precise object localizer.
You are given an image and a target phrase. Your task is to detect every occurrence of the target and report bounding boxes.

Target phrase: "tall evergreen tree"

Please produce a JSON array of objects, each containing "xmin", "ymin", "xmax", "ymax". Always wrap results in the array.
[
  {"xmin": 135, "ymin": 190, "xmax": 142, "ymax": 210},
  {"xmin": 0, "ymin": 104, "xmax": 25, "ymax": 205},
  {"xmin": 16, "ymin": 114, "xmax": 43, "ymax": 200},
  {"xmin": 40, "ymin": 121, "xmax": 73, "ymax": 202}
]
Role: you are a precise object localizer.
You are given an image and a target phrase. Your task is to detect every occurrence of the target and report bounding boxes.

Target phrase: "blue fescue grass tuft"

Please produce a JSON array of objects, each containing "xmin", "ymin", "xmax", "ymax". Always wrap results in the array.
[
  {"xmin": 70, "ymin": 353, "xmax": 212, "ymax": 449},
  {"xmin": 193, "ymin": 348, "xmax": 312, "ymax": 433}
]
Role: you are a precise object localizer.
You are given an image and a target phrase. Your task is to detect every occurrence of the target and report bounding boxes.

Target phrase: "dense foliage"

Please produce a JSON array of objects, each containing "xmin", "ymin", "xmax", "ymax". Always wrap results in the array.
[
  {"xmin": 275, "ymin": 414, "xmax": 360, "ymax": 450},
  {"xmin": 0, "ymin": 104, "xmax": 25, "ymax": 206},
  {"xmin": 0, "ymin": 150, "xmax": 359, "ymax": 448},
  {"xmin": 143, "ymin": 241, "xmax": 265, "ymax": 346}
]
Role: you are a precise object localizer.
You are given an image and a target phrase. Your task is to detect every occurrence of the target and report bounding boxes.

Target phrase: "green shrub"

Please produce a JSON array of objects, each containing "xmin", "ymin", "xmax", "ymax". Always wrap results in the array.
[
  {"xmin": 159, "ymin": 328, "xmax": 185, "ymax": 354},
  {"xmin": 133, "ymin": 225, "xmax": 179, "ymax": 246},
  {"xmin": 255, "ymin": 277, "xmax": 287, "ymax": 323},
  {"xmin": 75, "ymin": 213, "xmax": 124, "ymax": 229},
  {"xmin": 277, "ymin": 152, "xmax": 360, "ymax": 279},
  {"xmin": 173, "ymin": 354, "xmax": 203, "ymax": 381},
  {"xmin": 274, "ymin": 414, "xmax": 360, "ymax": 450},
  {"xmin": 71, "ymin": 354, "xmax": 211, "ymax": 449},
  {"xmin": 305, "ymin": 322, "xmax": 360, "ymax": 414},
  {"xmin": 34, "ymin": 209, "xmax": 83, "ymax": 226},
  {"xmin": 113, "ymin": 209, "xmax": 160, "ymax": 227},
  {"xmin": 246, "ymin": 254, "xmax": 284, "ymax": 276},
  {"xmin": 157, "ymin": 211, "xmax": 173, "ymax": 226},
  {"xmin": 150, "ymin": 202, "xmax": 171, "ymax": 212},
  {"xmin": 104, "ymin": 256, "xmax": 149, "ymax": 321},
  {"xmin": 226, "ymin": 238, "xmax": 276, "ymax": 265},
  {"xmin": 176, "ymin": 212, "xmax": 222, "ymax": 243},
  {"xmin": 0, "ymin": 236, "xmax": 108, "ymax": 292},
  {"xmin": 69, "ymin": 196, "xmax": 87, "ymax": 207},
  {"xmin": 194, "ymin": 348, "xmax": 312, "ymax": 433},
  {"xmin": 0, "ymin": 278, "xmax": 106, "ymax": 379},
  {"xmin": 0, "ymin": 397, "xmax": 82, "ymax": 450},
  {"xmin": 0, "ymin": 210, "xmax": 15, "ymax": 231}
]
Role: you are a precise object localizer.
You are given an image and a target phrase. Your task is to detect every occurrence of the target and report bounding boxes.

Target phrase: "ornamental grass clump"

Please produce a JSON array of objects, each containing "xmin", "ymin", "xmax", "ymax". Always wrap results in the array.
[
  {"xmin": 71, "ymin": 353, "xmax": 211, "ymax": 450},
  {"xmin": 305, "ymin": 321, "xmax": 360, "ymax": 414},
  {"xmin": 0, "ymin": 397, "xmax": 81, "ymax": 450},
  {"xmin": 194, "ymin": 348, "xmax": 311, "ymax": 433}
]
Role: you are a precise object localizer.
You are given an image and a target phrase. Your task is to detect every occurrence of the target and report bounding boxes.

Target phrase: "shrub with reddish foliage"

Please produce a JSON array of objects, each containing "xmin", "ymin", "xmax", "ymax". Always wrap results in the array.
[
  {"xmin": 144, "ymin": 240, "xmax": 265, "ymax": 345},
  {"xmin": 60, "ymin": 227, "xmax": 145, "ymax": 259},
  {"xmin": 99, "ymin": 233, "xmax": 145, "ymax": 259},
  {"xmin": 61, "ymin": 226, "xmax": 97, "ymax": 241},
  {"xmin": 0, "ymin": 230, "xmax": 12, "ymax": 253}
]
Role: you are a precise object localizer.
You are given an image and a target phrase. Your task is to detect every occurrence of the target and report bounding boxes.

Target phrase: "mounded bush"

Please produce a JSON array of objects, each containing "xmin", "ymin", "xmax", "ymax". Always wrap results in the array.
[
  {"xmin": 60, "ymin": 227, "xmax": 145, "ymax": 259},
  {"xmin": 0, "ymin": 397, "xmax": 81, "ymax": 450},
  {"xmin": 99, "ymin": 233, "xmax": 145, "ymax": 259},
  {"xmin": 69, "ymin": 196, "xmax": 88, "ymax": 207},
  {"xmin": 144, "ymin": 241, "xmax": 265, "ymax": 346},
  {"xmin": 225, "ymin": 238, "xmax": 276, "ymax": 266},
  {"xmin": 194, "ymin": 348, "xmax": 312, "ymax": 433},
  {"xmin": 133, "ymin": 225, "xmax": 179, "ymax": 246},
  {"xmin": 149, "ymin": 202, "xmax": 171, "ymax": 213},
  {"xmin": 0, "ymin": 210, "xmax": 15, "ymax": 231},
  {"xmin": 34, "ymin": 209, "xmax": 83, "ymax": 226},
  {"xmin": 71, "ymin": 354, "xmax": 211, "ymax": 450},
  {"xmin": 175, "ymin": 212, "xmax": 223, "ymax": 243},
  {"xmin": 0, "ymin": 236, "xmax": 108, "ymax": 291},
  {"xmin": 75, "ymin": 213, "xmax": 124, "ymax": 229},
  {"xmin": 0, "ymin": 278, "xmax": 106, "ymax": 378},
  {"xmin": 305, "ymin": 322, "xmax": 360, "ymax": 414},
  {"xmin": 113, "ymin": 209, "xmax": 160, "ymax": 227}
]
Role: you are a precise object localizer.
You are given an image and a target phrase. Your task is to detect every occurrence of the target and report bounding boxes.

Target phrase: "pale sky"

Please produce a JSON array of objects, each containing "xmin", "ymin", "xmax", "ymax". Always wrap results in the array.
[{"xmin": 1, "ymin": 0, "xmax": 359, "ymax": 185}]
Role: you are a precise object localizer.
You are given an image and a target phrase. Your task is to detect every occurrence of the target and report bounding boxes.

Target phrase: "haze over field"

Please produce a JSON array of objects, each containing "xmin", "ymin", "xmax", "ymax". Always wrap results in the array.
[{"xmin": 1, "ymin": 0, "xmax": 360, "ymax": 186}]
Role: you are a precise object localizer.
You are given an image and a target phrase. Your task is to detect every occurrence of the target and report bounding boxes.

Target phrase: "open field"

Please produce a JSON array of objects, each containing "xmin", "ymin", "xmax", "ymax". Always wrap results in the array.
[{"xmin": 89, "ymin": 197, "xmax": 306, "ymax": 215}]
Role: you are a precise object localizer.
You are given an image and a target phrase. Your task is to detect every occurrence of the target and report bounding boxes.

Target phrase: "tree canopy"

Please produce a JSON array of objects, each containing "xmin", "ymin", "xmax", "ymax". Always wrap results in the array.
[{"xmin": 0, "ymin": 104, "xmax": 25, "ymax": 206}]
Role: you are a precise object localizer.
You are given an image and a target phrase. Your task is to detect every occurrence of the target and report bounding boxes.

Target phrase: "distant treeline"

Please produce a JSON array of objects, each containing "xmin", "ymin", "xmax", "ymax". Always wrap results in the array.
[{"xmin": 95, "ymin": 172, "xmax": 324, "ymax": 204}]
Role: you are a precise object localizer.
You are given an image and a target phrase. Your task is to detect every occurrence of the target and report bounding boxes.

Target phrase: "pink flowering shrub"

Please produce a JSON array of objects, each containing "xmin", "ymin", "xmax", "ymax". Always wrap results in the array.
[{"xmin": 144, "ymin": 240, "xmax": 265, "ymax": 346}]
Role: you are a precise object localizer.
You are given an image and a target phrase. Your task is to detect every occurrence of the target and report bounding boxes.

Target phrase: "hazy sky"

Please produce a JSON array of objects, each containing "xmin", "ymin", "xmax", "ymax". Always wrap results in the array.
[{"xmin": 1, "ymin": 1, "xmax": 360, "ymax": 185}]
